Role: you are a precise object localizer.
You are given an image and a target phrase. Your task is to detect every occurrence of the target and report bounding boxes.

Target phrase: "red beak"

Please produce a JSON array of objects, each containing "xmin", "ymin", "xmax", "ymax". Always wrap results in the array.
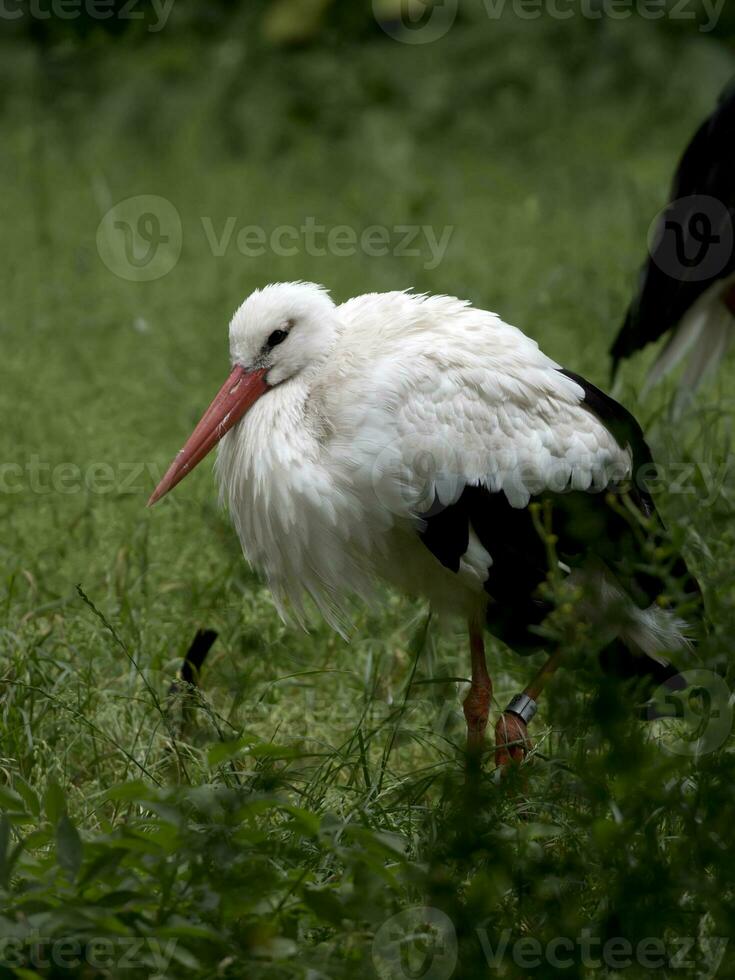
[{"xmin": 148, "ymin": 365, "xmax": 269, "ymax": 506}]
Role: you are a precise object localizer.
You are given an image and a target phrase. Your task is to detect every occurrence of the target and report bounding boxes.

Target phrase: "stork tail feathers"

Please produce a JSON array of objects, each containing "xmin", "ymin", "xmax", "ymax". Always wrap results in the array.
[
  {"xmin": 643, "ymin": 291, "xmax": 734, "ymax": 416},
  {"xmin": 672, "ymin": 306, "xmax": 732, "ymax": 416}
]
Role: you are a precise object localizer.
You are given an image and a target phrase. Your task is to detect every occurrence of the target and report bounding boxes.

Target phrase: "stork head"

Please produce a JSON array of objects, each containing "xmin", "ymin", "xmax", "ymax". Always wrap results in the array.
[
  {"xmin": 148, "ymin": 282, "xmax": 337, "ymax": 505},
  {"xmin": 229, "ymin": 281, "xmax": 338, "ymax": 385}
]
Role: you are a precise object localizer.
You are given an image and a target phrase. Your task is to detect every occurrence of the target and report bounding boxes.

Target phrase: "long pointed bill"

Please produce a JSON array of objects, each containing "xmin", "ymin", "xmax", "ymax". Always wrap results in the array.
[{"xmin": 148, "ymin": 365, "xmax": 268, "ymax": 506}]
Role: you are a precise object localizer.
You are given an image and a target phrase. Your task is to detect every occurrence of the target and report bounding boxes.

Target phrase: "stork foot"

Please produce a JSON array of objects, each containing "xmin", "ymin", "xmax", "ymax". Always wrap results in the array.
[{"xmin": 494, "ymin": 711, "xmax": 532, "ymax": 768}]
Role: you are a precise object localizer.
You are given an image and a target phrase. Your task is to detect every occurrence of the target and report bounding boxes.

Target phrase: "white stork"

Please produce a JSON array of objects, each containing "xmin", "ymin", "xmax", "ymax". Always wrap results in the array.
[{"xmin": 150, "ymin": 282, "xmax": 702, "ymax": 766}]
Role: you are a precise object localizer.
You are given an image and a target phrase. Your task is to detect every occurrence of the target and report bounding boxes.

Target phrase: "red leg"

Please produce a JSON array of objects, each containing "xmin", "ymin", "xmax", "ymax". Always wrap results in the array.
[
  {"xmin": 494, "ymin": 710, "xmax": 532, "ymax": 767},
  {"xmin": 464, "ymin": 622, "xmax": 492, "ymax": 759},
  {"xmin": 495, "ymin": 648, "xmax": 564, "ymax": 768}
]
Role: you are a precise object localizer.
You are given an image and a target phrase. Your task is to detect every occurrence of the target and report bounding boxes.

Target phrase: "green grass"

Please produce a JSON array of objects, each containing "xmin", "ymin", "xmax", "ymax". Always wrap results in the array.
[{"xmin": 1, "ymin": 7, "xmax": 735, "ymax": 978}]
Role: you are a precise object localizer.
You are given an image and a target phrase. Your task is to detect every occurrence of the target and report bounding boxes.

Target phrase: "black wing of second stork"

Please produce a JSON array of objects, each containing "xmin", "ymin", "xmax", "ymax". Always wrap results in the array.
[{"xmin": 610, "ymin": 80, "xmax": 735, "ymax": 377}]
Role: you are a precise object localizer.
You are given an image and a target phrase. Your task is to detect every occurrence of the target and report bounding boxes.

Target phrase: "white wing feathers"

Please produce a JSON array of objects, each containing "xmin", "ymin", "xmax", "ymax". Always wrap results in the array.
[{"xmin": 323, "ymin": 292, "xmax": 632, "ymax": 514}]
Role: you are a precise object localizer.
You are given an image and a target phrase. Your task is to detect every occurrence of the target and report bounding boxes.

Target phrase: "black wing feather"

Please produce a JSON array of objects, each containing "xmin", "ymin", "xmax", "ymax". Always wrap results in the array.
[{"xmin": 611, "ymin": 79, "xmax": 735, "ymax": 375}]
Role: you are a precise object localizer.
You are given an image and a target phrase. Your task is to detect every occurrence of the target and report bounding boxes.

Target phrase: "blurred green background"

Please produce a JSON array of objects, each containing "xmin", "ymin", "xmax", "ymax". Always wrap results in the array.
[{"xmin": 1, "ymin": 2, "xmax": 735, "ymax": 978}]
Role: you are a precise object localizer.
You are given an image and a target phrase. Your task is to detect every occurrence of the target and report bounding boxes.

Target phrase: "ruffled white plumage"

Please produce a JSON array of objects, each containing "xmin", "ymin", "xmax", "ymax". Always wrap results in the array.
[{"xmin": 216, "ymin": 287, "xmax": 634, "ymax": 634}]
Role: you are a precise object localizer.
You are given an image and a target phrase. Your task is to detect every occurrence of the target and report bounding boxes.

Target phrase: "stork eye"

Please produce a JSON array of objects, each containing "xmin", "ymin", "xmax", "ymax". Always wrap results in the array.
[{"xmin": 267, "ymin": 329, "xmax": 289, "ymax": 348}]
